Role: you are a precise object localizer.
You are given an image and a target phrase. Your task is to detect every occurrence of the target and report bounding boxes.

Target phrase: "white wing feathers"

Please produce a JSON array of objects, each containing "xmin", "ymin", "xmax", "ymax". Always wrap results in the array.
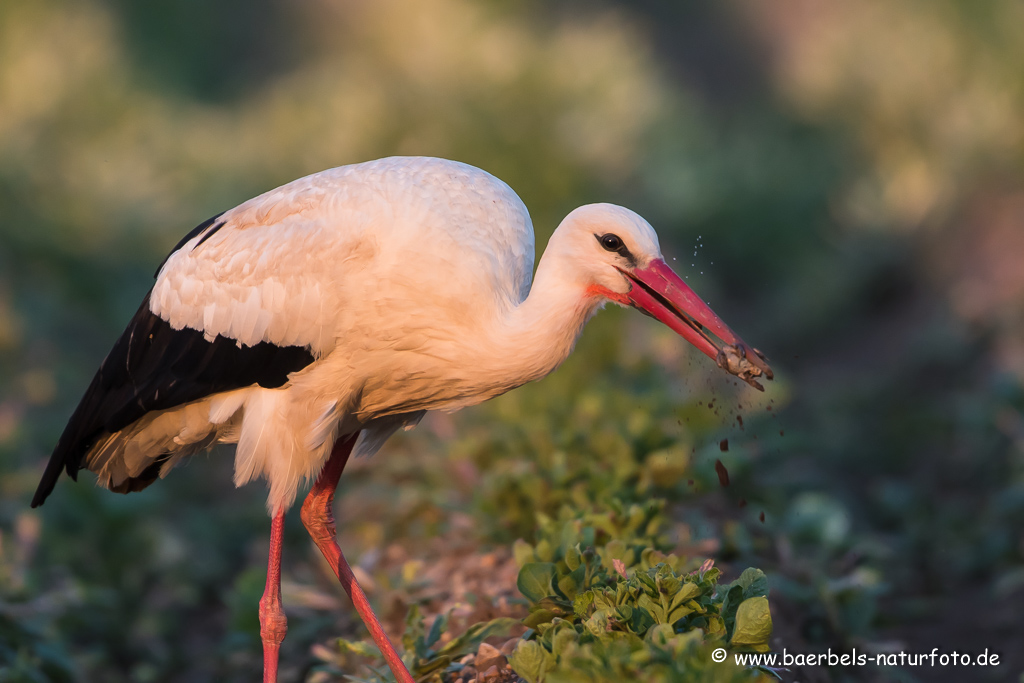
[
  {"xmin": 148, "ymin": 157, "xmax": 534, "ymax": 358},
  {"xmin": 151, "ymin": 179, "xmax": 345, "ymax": 355}
]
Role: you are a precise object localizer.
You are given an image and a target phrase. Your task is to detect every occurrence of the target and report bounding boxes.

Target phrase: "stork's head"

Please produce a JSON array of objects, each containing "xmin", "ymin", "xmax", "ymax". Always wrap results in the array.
[{"xmin": 552, "ymin": 203, "xmax": 773, "ymax": 390}]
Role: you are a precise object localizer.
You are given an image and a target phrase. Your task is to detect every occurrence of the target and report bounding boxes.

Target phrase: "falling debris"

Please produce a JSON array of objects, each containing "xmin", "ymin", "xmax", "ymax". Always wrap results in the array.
[
  {"xmin": 719, "ymin": 439, "xmax": 729, "ymax": 452},
  {"xmin": 714, "ymin": 459, "xmax": 730, "ymax": 487}
]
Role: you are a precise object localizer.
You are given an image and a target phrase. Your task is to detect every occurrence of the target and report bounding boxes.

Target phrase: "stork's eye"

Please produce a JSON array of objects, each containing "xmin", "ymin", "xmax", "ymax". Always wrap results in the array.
[{"xmin": 599, "ymin": 234, "xmax": 624, "ymax": 252}]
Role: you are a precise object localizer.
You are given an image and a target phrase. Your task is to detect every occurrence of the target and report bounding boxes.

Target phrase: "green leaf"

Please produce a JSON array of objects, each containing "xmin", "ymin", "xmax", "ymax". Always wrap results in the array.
[
  {"xmin": 334, "ymin": 637, "xmax": 380, "ymax": 659},
  {"xmin": 719, "ymin": 584, "xmax": 745, "ymax": 639},
  {"xmin": 557, "ymin": 572, "xmax": 579, "ymax": 600},
  {"xmin": 637, "ymin": 571, "xmax": 658, "ymax": 593},
  {"xmin": 509, "ymin": 640, "xmax": 553, "ymax": 683},
  {"xmin": 669, "ymin": 582, "xmax": 700, "ymax": 611},
  {"xmin": 629, "ymin": 605, "xmax": 656, "ymax": 635},
  {"xmin": 731, "ymin": 597, "xmax": 773, "ymax": 646},
  {"xmin": 604, "ymin": 539, "xmax": 627, "ymax": 563},
  {"xmin": 523, "ymin": 609, "xmax": 559, "ymax": 628},
  {"xmin": 535, "ymin": 539, "xmax": 555, "ymax": 563},
  {"xmin": 592, "ymin": 589, "xmax": 616, "ymax": 612},
  {"xmin": 565, "ymin": 544, "xmax": 581, "ymax": 571},
  {"xmin": 425, "ymin": 611, "xmax": 447, "ymax": 648},
  {"xmin": 559, "ymin": 520, "xmax": 581, "ymax": 551},
  {"xmin": 573, "ymin": 590, "xmax": 595, "ymax": 618},
  {"xmin": 583, "ymin": 610, "xmax": 611, "ymax": 636},
  {"xmin": 437, "ymin": 618, "xmax": 517, "ymax": 658},
  {"xmin": 412, "ymin": 654, "xmax": 451, "ymax": 677},
  {"xmin": 534, "ymin": 597, "xmax": 573, "ymax": 626},
  {"xmin": 706, "ymin": 615, "xmax": 725, "ymax": 636},
  {"xmin": 518, "ymin": 562, "xmax": 557, "ymax": 603},
  {"xmin": 658, "ymin": 574, "xmax": 681, "ymax": 596},
  {"xmin": 637, "ymin": 593, "xmax": 665, "ymax": 623},
  {"xmin": 568, "ymin": 562, "xmax": 586, "ymax": 592},
  {"xmin": 666, "ymin": 603, "xmax": 694, "ymax": 624},
  {"xmin": 736, "ymin": 568, "xmax": 769, "ymax": 599},
  {"xmin": 513, "ymin": 539, "xmax": 536, "ymax": 568},
  {"xmin": 402, "ymin": 604, "xmax": 424, "ymax": 656},
  {"xmin": 550, "ymin": 621, "xmax": 578, "ymax": 653}
]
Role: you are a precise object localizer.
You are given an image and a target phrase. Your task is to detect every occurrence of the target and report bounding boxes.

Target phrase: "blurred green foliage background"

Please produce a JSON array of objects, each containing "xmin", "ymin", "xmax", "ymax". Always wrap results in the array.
[{"xmin": 2, "ymin": 1, "xmax": 1023, "ymax": 681}]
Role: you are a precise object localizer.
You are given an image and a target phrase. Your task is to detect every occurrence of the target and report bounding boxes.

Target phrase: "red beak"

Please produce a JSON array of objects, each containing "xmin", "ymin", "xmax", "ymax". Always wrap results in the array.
[{"xmin": 622, "ymin": 259, "xmax": 773, "ymax": 390}]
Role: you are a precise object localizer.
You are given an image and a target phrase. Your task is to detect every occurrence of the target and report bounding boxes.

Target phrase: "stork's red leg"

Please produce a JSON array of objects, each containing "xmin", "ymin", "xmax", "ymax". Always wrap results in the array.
[
  {"xmin": 300, "ymin": 434, "xmax": 414, "ymax": 683},
  {"xmin": 260, "ymin": 510, "xmax": 288, "ymax": 683}
]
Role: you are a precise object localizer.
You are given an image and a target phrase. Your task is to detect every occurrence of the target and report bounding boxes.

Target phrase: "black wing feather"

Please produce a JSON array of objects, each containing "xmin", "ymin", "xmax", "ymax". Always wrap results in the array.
[
  {"xmin": 152, "ymin": 212, "xmax": 224, "ymax": 277},
  {"xmin": 31, "ymin": 217, "xmax": 315, "ymax": 507}
]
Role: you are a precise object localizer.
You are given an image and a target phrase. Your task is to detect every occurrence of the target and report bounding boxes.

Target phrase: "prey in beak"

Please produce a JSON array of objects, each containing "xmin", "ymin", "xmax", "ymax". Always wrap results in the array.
[{"xmin": 620, "ymin": 259, "xmax": 774, "ymax": 391}]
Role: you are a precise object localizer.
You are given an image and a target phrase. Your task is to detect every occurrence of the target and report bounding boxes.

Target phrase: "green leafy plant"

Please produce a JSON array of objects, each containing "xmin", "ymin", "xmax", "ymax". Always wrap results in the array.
[
  {"xmin": 309, "ymin": 605, "xmax": 516, "ymax": 682},
  {"xmin": 506, "ymin": 498, "xmax": 775, "ymax": 682},
  {"xmin": 509, "ymin": 559, "xmax": 775, "ymax": 682}
]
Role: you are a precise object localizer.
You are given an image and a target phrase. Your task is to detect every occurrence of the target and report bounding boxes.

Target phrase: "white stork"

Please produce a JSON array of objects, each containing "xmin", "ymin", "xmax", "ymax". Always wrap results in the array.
[{"xmin": 31, "ymin": 156, "xmax": 771, "ymax": 682}]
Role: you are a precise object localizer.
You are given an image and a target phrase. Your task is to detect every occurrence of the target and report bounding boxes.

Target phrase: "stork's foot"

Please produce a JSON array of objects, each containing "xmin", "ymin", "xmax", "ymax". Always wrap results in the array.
[
  {"xmin": 301, "ymin": 434, "xmax": 414, "ymax": 683},
  {"xmin": 261, "ymin": 510, "xmax": 288, "ymax": 683}
]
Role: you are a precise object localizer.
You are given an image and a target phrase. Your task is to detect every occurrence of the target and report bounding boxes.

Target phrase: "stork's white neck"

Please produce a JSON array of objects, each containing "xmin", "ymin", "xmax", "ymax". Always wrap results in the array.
[{"xmin": 480, "ymin": 246, "xmax": 603, "ymax": 390}]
